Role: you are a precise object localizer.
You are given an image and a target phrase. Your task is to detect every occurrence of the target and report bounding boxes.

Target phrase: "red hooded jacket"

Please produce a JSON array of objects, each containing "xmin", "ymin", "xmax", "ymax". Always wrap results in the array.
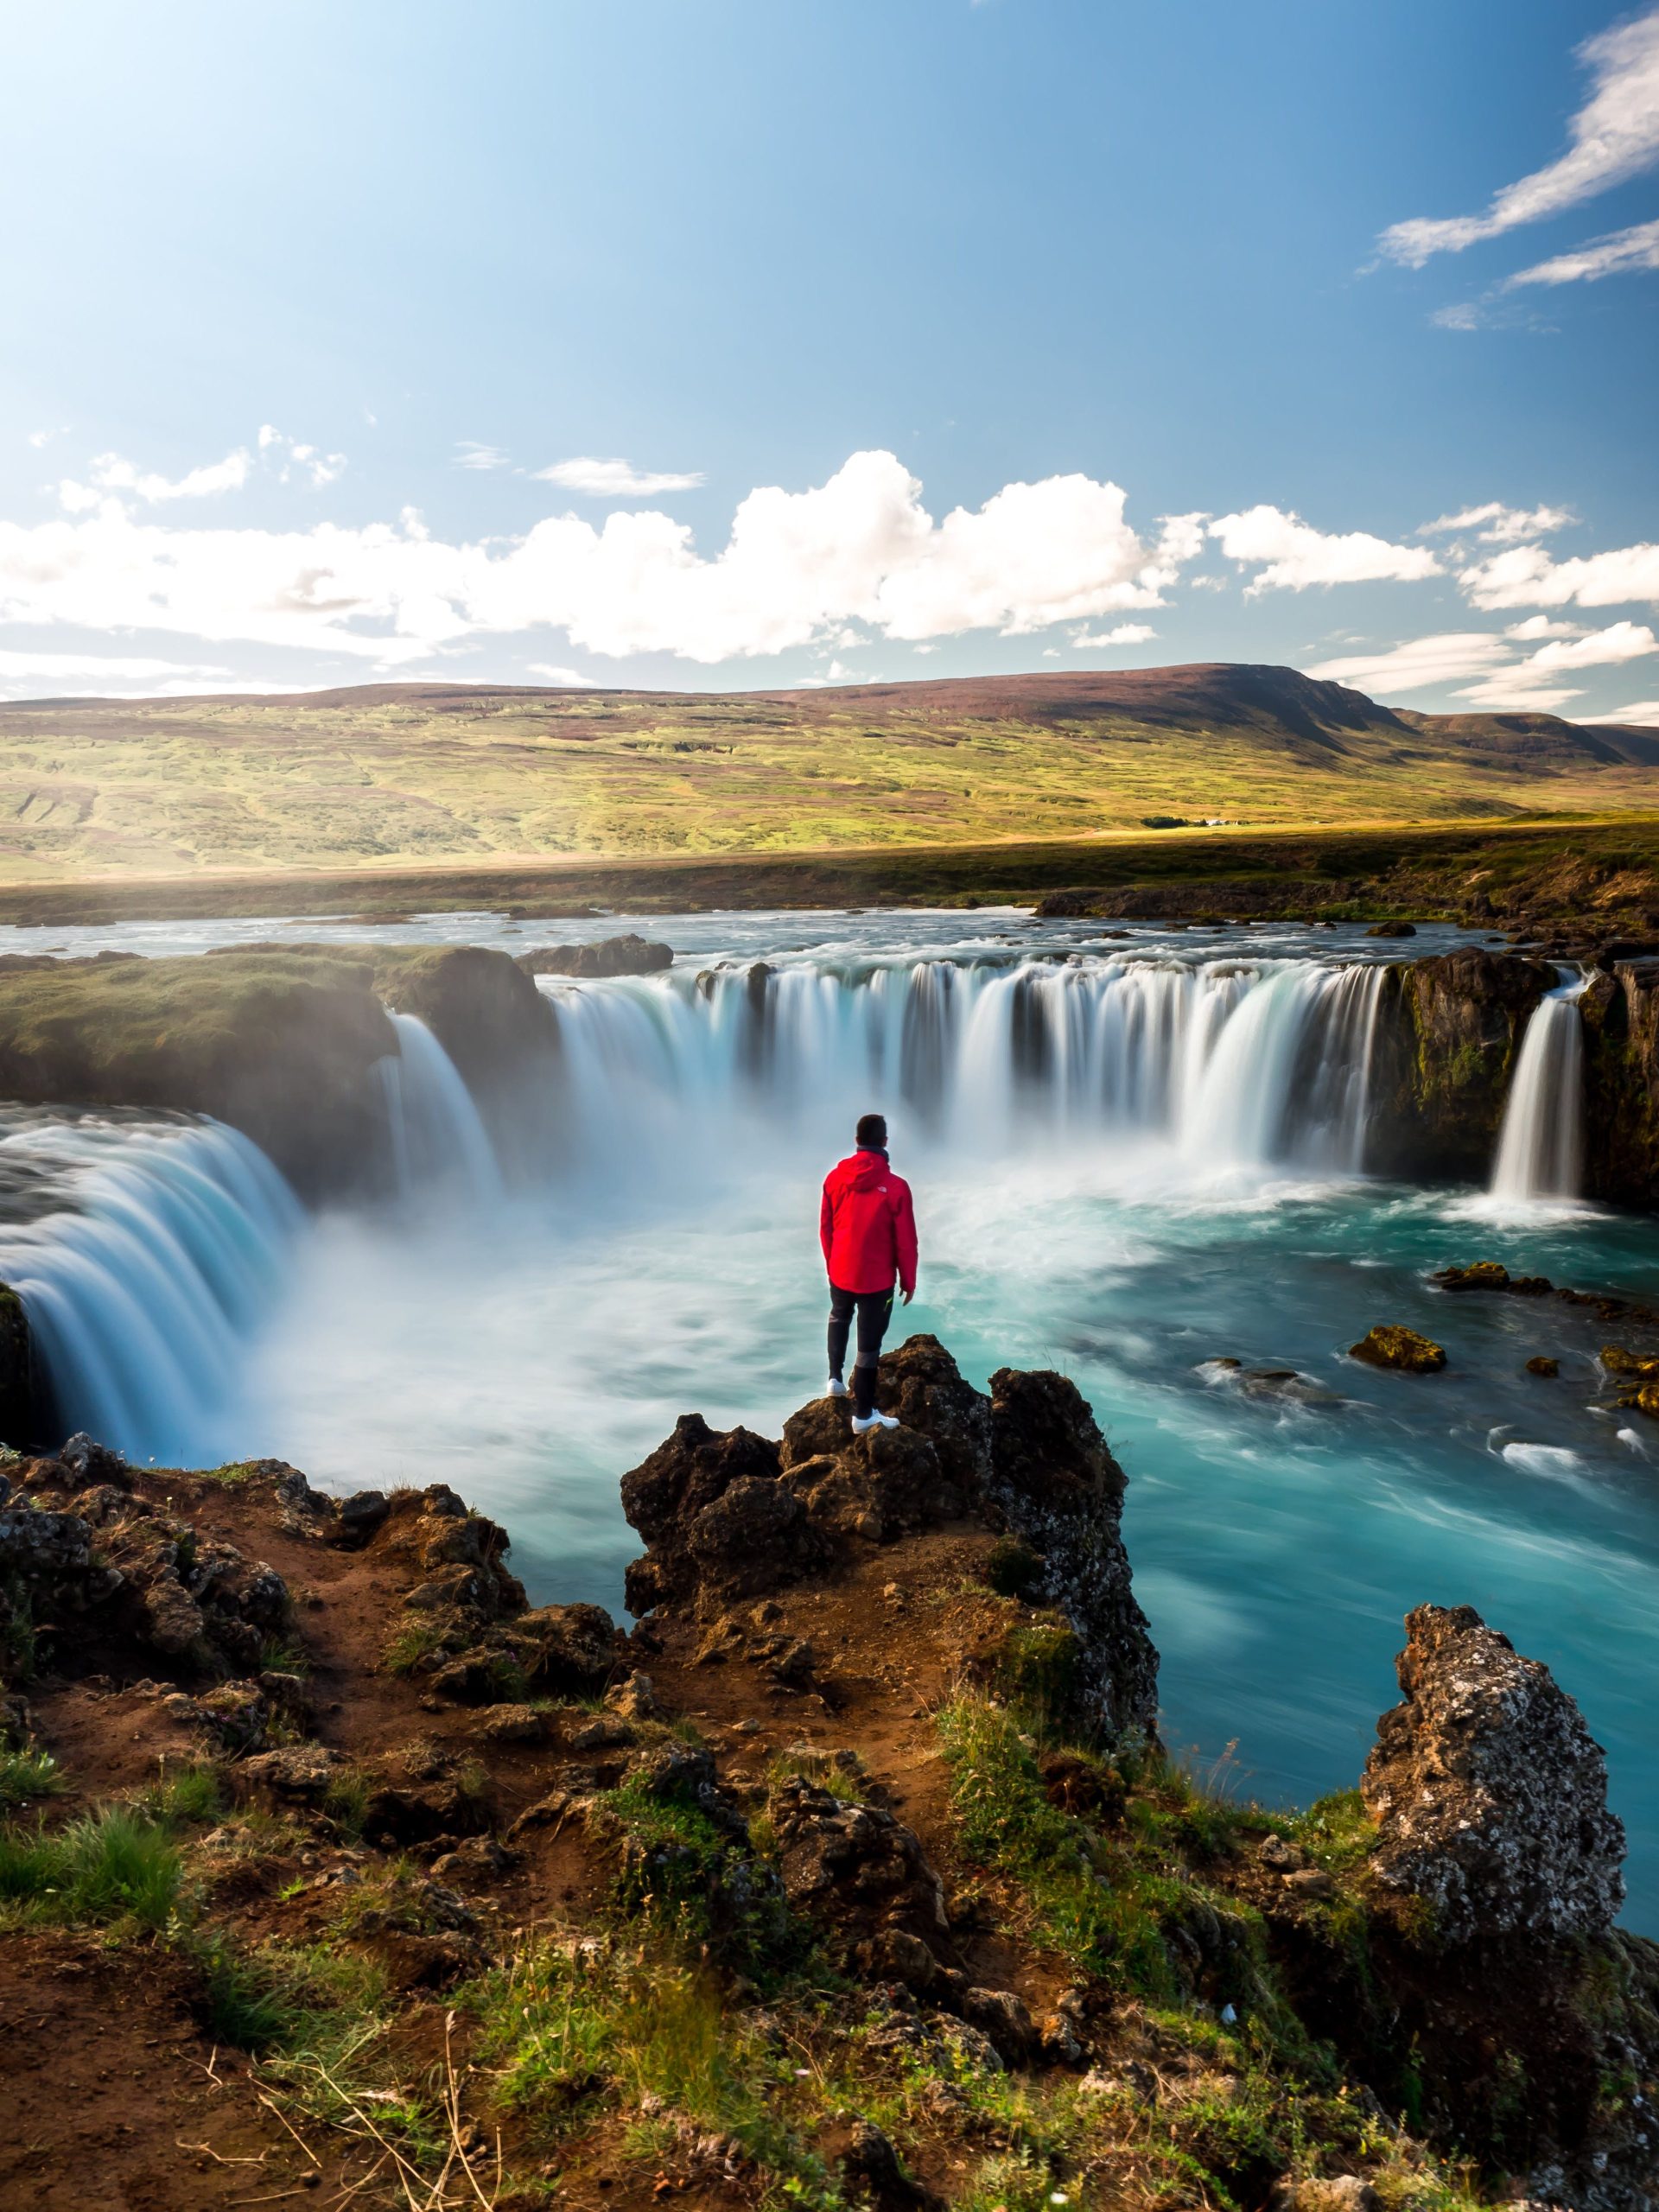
[{"xmin": 820, "ymin": 1148, "xmax": 918, "ymax": 1296}]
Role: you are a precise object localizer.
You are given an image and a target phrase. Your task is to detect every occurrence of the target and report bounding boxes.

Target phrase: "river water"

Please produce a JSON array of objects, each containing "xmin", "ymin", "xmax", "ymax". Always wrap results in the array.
[{"xmin": 1, "ymin": 906, "xmax": 1655, "ymax": 1920}]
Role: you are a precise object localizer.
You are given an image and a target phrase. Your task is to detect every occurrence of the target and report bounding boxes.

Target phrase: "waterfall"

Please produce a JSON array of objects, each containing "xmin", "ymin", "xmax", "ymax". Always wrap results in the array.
[
  {"xmin": 534, "ymin": 953, "xmax": 1392, "ymax": 1179},
  {"xmin": 1490, "ymin": 976, "xmax": 1587, "ymax": 1203},
  {"xmin": 0, "ymin": 1119, "xmax": 301, "ymax": 1462},
  {"xmin": 377, "ymin": 1012, "xmax": 505, "ymax": 1206}
]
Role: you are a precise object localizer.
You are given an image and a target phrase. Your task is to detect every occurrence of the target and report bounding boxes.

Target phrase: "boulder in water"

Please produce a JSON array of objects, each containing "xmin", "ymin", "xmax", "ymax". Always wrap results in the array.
[
  {"xmin": 1524, "ymin": 1355, "xmax": 1560, "ymax": 1377},
  {"xmin": 1364, "ymin": 919, "xmax": 1416, "ymax": 938},
  {"xmin": 516, "ymin": 932, "xmax": 672, "ymax": 978},
  {"xmin": 1362, "ymin": 1602, "xmax": 1625, "ymax": 1944},
  {"xmin": 1349, "ymin": 1325, "xmax": 1446, "ymax": 1373},
  {"xmin": 1600, "ymin": 1343, "xmax": 1659, "ymax": 1380}
]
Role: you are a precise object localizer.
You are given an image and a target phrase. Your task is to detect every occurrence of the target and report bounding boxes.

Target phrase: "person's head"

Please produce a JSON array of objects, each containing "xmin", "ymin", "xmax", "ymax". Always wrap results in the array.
[{"xmin": 855, "ymin": 1112, "xmax": 887, "ymax": 1151}]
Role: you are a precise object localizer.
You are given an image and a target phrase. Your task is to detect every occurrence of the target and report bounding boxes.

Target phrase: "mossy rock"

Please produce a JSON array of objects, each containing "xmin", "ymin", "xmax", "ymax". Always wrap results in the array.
[
  {"xmin": 1525, "ymin": 1355, "xmax": 1560, "ymax": 1378},
  {"xmin": 1349, "ymin": 1325, "xmax": 1446, "ymax": 1374},
  {"xmin": 1601, "ymin": 1343, "xmax": 1659, "ymax": 1381}
]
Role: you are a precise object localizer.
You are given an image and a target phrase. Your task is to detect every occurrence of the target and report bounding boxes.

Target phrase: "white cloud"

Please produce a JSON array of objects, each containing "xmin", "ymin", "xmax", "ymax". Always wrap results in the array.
[
  {"xmin": 525, "ymin": 664, "xmax": 595, "ymax": 685},
  {"xmin": 1519, "ymin": 617, "xmax": 1657, "ymax": 671},
  {"xmin": 1073, "ymin": 621, "xmax": 1158, "ymax": 648},
  {"xmin": 1454, "ymin": 671, "xmax": 1583, "ymax": 712},
  {"xmin": 1379, "ymin": 8, "xmax": 1659, "ymax": 265},
  {"xmin": 1602, "ymin": 697, "xmax": 1659, "ymax": 724},
  {"xmin": 1210, "ymin": 505, "xmax": 1441, "ymax": 593},
  {"xmin": 56, "ymin": 429, "xmax": 346, "ymax": 510},
  {"xmin": 1430, "ymin": 302, "xmax": 1485, "ymax": 331},
  {"xmin": 1460, "ymin": 540, "xmax": 1659, "ymax": 610},
  {"xmin": 0, "ymin": 449, "xmax": 1200, "ymax": 666},
  {"xmin": 455, "ymin": 442, "xmax": 511, "ymax": 471},
  {"xmin": 533, "ymin": 456, "xmax": 706, "ymax": 498},
  {"xmin": 1505, "ymin": 214, "xmax": 1659, "ymax": 287},
  {"xmin": 65, "ymin": 448, "xmax": 253, "ymax": 505},
  {"xmin": 1418, "ymin": 501, "xmax": 1573, "ymax": 543},
  {"xmin": 1310, "ymin": 619, "xmax": 1656, "ymax": 711},
  {"xmin": 1306, "ymin": 632, "xmax": 1514, "ymax": 694},
  {"xmin": 1504, "ymin": 614, "xmax": 1585, "ymax": 639}
]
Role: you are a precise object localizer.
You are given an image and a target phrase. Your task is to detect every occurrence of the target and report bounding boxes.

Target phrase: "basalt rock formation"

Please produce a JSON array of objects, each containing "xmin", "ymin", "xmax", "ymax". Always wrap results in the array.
[
  {"xmin": 0, "ymin": 942, "xmax": 559, "ymax": 1200},
  {"xmin": 516, "ymin": 931, "xmax": 673, "ymax": 978},
  {"xmin": 621, "ymin": 1334, "xmax": 1160, "ymax": 1742},
  {"xmin": 1363, "ymin": 1604, "xmax": 1625, "ymax": 1943},
  {"xmin": 1369, "ymin": 947, "xmax": 1554, "ymax": 1181},
  {"xmin": 1580, "ymin": 957, "xmax": 1659, "ymax": 1206}
]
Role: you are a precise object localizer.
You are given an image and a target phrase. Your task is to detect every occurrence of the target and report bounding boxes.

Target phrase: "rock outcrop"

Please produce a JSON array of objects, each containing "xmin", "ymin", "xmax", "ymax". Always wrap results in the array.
[
  {"xmin": 0, "ymin": 943, "xmax": 560, "ymax": 1201},
  {"xmin": 1369, "ymin": 949, "xmax": 1554, "ymax": 1181},
  {"xmin": 1363, "ymin": 1603, "xmax": 1625, "ymax": 1945},
  {"xmin": 1348, "ymin": 1325, "xmax": 1446, "ymax": 1374},
  {"xmin": 517, "ymin": 933, "xmax": 672, "ymax": 978},
  {"xmin": 1580, "ymin": 957, "xmax": 1659, "ymax": 1206},
  {"xmin": 620, "ymin": 1337, "xmax": 1159, "ymax": 1742}
]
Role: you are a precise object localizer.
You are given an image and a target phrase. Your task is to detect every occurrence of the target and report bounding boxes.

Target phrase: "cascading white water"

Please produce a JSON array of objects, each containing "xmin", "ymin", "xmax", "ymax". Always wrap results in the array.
[
  {"xmin": 1490, "ymin": 976, "xmax": 1588, "ymax": 1203},
  {"xmin": 0, "ymin": 1118, "xmax": 301, "ymax": 1462},
  {"xmin": 536, "ymin": 954, "xmax": 1393, "ymax": 1179},
  {"xmin": 378, "ymin": 1012, "xmax": 505, "ymax": 1206}
]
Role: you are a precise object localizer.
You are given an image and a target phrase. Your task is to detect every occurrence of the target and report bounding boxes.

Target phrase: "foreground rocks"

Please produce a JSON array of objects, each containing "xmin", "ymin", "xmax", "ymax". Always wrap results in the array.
[
  {"xmin": 621, "ymin": 1334, "xmax": 1160, "ymax": 1742},
  {"xmin": 1363, "ymin": 1604, "xmax": 1625, "ymax": 1943},
  {"xmin": 516, "ymin": 931, "xmax": 673, "ymax": 978},
  {"xmin": 1, "ymin": 1349, "xmax": 1655, "ymax": 2209}
]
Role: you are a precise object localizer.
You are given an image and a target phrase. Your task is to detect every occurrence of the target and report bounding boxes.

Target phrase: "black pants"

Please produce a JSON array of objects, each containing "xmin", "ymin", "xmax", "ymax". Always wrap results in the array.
[{"xmin": 828, "ymin": 1283, "xmax": 893, "ymax": 1416}]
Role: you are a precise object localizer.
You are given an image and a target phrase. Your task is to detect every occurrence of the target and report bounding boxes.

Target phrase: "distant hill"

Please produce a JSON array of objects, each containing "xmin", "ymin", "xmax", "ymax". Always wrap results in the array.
[{"xmin": 0, "ymin": 663, "xmax": 1653, "ymax": 881}]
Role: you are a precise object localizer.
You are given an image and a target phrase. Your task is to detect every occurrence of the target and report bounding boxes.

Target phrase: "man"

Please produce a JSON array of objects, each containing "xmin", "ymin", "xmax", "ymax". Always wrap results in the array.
[{"xmin": 819, "ymin": 1111, "xmax": 918, "ymax": 1433}]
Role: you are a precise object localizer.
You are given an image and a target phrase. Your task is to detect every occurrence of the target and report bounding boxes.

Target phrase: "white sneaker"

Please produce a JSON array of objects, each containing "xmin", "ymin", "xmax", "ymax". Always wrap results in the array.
[
  {"xmin": 851, "ymin": 1410, "xmax": 899, "ymax": 1434},
  {"xmin": 826, "ymin": 1376, "xmax": 849, "ymax": 1398}
]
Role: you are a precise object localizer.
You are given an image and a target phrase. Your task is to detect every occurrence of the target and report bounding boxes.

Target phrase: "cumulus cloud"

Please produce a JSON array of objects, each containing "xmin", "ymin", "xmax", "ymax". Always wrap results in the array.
[
  {"xmin": 1379, "ymin": 8, "xmax": 1659, "ymax": 266},
  {"xmin": 1072, "ymin": 621, "xmax": 1158, "ymax": 648},
  {"xmin": 0, "ymin": 449, "xmax": 1200, "ymax": 666},
  {"xmin": 524, "ymin": 664, "xmax": 595, "ymax": 685},
  {"xmin": 1418, "ymin": 501, "xmax": 1574, "ymax": 543},
  {"xmin": 1306, "ymin": 632, "xmax": 1514, "ymax": 694},
  {"xmin": 1505, "ymin": 213, "xmax": 1659, "ymax": 287},
  {"xmin": 1309, "ymin": 620, "xmax": 1656, "ymax": 714},
  {"xmin": 1504, "ymin": 614, "xmax": 1586, "ymax": 639},
  {"xmin": 1519, "ymin": 617, "xmax": 1657, "ymax": 671},
  {"xmin": 1460, "ymin": 539, "xmax": 1659, "ymax": 609},
  {"xmin": 1209, "ymin": 505, "xmax": 1441, "ymax": 594},
  {"xmin": 1605, "ymin": 697, "xmax": 1659, "ymax": 724},
  {"xmin": 60, "ymin": 448, "xmax": 252, "ymax": 508},
  {"xmin": 534, "ymin": 457, "xmax": 706, "ymax": 498}
]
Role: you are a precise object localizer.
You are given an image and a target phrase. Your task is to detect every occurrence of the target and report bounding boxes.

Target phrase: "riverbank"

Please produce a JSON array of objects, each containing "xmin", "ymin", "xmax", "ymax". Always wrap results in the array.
[
  {"xmin": 0, "ymin": 815, "xmax": 1657, "ymax": 938},
  {"xmin": 1, "ymin": 1341, "xmax": 1652, "ymax": 2209}
]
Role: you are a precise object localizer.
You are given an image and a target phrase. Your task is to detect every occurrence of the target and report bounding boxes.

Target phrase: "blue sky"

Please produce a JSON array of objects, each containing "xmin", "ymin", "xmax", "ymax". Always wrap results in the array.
[{"xmin": 1, "ymin": 0, "xmax": 1656, "ymax": 719}]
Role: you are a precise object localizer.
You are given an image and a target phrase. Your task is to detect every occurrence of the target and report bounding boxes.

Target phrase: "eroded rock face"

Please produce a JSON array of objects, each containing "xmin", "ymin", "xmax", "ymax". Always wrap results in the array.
[
  {"xmin": 1580, "ymin": 959, "xmax": 1659, "ymax": 1208},
  {"xmin": 985, "ymin": 1367, "xmax": 1158, "ymax": 1741},
  {"xmin": 620, "ymin": 1338, "xmax": 1159, "ymax": 1742},
  {"xmin": 1370, "ymin": 950, "xmax": 1554, "ymax": 1181},
  {"xmin": 1362, "ymin": 1603, "xmax": 1625, "ymax": 1945},
  {"xmin": 517, "ymin": 934, "xmax": 672, "ymax": 978}
]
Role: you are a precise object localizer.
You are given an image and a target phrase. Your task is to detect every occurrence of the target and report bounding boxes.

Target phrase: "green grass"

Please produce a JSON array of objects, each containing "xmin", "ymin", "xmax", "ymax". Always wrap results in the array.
[
  {"xmin": 0, "ymin": 1747, "xmax": 66, "ymax": 1808},
  {"xmin": 0, "ymin": 680, "xmax": 1654, "ymax": 887},
  {"xmin": 0, "ymin": 1804, "xmax": 184, "ymax": 1929}
]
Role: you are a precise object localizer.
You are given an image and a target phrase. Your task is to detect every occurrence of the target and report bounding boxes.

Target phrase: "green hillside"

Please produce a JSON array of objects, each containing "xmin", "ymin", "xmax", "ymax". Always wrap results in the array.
[{"xmin": 0, "ymin": 663, "xmax": 1654, "ymax": 882}]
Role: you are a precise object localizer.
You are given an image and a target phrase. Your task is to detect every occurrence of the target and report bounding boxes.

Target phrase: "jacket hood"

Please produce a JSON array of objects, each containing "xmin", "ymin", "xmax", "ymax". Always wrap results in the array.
[{"xmin": 847, "ymin": 1148, "xmax": 889, "ymax": 1190}]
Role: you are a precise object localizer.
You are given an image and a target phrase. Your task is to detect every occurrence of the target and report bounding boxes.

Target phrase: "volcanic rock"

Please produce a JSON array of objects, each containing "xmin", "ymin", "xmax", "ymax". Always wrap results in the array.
[
  {"xmin": 516, "ymin": 932, "xmax": 672, "ymax": 978},
  {"xmin": 1349, "ymin": 1325, "xmax": 1446, "ymax": 1373},
  {"xmin": 769, "ymin": 1775, "xmax": 950, "ymax": 1981},
  {"xmin": 1362, "ymin": 1603, "xmax": 1625, "ymax": 1945}
]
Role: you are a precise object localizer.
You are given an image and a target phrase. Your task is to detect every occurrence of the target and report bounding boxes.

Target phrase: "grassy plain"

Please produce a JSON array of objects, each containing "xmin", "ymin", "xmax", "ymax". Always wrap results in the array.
[{"xmin": 0, "ymin": 669, "xmax": 1656, "ymax": 885}]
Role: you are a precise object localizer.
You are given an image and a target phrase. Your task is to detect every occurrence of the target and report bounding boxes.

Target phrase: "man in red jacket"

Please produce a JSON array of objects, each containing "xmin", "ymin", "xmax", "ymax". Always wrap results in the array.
[{"xmin": 819, "ymin": 1111, "xmax": 918, "ymax": 1433}]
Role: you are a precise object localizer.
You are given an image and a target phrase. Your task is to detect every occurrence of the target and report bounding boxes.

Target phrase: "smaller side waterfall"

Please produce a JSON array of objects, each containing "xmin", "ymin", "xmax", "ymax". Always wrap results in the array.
[
  {"xmin": 378, "ymin": 1013, "xmax": 505, "ymax": 1205},
  {"xmin": 1490, "ymin": 977, "xmax": 1587, "ymax": 1202},
  {"xmin": 0, "ymin": 1119, "xmax": 301, "ymax": 1463}
]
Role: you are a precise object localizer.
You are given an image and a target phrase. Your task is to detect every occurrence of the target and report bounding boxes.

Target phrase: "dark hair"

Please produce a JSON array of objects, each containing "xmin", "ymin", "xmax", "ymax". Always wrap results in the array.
[{"xmin": 855, "ymin": 1112, "xmax": 887, "ymax": 1149}]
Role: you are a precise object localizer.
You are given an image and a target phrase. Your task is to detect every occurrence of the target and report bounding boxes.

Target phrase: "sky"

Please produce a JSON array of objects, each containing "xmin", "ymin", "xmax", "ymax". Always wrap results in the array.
[{"xmin": 1, "ymin": 0, "xmax": 1656, "ymax": 721}]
